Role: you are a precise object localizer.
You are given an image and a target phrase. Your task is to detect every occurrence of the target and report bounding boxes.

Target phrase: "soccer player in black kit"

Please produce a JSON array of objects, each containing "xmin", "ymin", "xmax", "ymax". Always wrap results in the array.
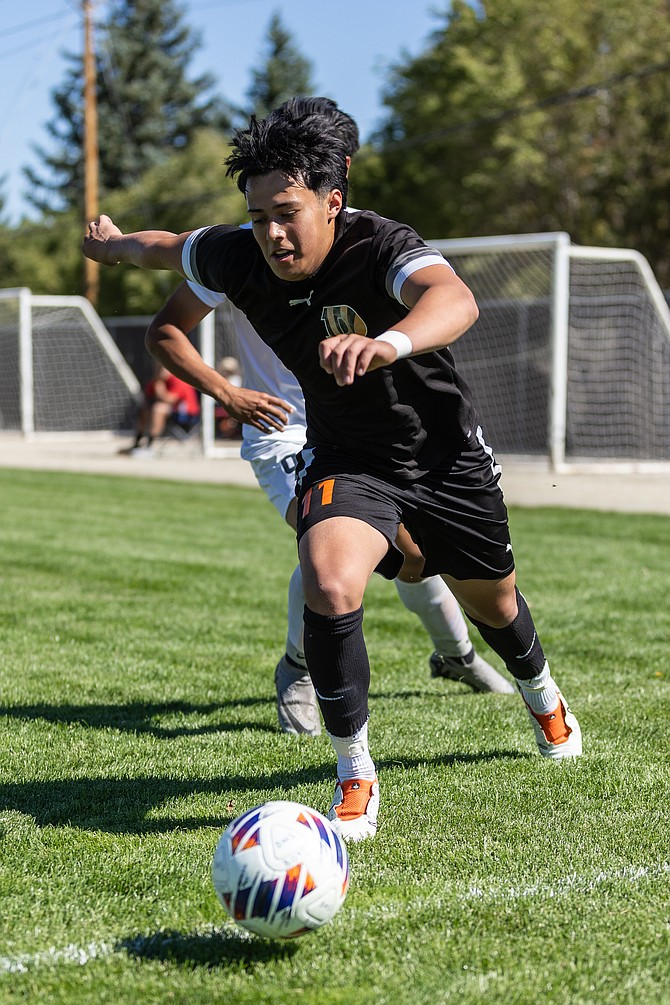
[{"xmin": 83, "ymin": 111, "xmax": 582, "ymax": 842}]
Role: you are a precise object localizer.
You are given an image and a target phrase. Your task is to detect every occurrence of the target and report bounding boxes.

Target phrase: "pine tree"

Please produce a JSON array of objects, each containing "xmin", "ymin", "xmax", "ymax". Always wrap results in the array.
[
  {"xmin": 24, "ymin": 0, "xmax": 231, "ymax": 215},
  {"xmin": 244, "ymin": 12, "xmax": 314, "ymax": 119}
]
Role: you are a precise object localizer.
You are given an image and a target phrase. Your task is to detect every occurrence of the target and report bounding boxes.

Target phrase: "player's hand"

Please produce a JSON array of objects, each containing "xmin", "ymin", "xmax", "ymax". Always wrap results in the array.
[
  {"xmin": 82, "ymin": 214, "xmax": 123, "ymax": 265},
  {"xmin": 319, "ymin": 334, "xmax": 397, "ymax": 386},
  {"xmin": 219, "ymin": 386, "xmax": 294, "ymax": 433}
]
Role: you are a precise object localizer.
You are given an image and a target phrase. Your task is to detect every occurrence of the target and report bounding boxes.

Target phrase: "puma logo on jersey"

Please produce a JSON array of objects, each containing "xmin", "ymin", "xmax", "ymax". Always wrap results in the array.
[{"xmin": 289, "ymin": 290, "xmax": 314, "ymax": 307}]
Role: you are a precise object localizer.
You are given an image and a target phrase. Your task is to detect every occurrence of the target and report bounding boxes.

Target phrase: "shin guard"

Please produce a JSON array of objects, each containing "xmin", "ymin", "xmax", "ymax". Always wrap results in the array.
[
  {"xmin": 468, "ymin": 587, "xmax": 545, "ymax": 680},
  {"xmin": 303, "ymin": 605, "xmax": 370, "ymax": 737}
]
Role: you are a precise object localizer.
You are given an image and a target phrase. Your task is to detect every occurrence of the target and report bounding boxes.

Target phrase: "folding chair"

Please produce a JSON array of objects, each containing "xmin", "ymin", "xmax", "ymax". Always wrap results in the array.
[{"xmin": 154, "ymin": 413, "xmax": 202, "ymax": 456}]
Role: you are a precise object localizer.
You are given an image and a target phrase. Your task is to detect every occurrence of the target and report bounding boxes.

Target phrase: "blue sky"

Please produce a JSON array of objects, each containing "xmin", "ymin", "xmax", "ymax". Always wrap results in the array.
[{"xmin": 0, "ymin": 0, "xmax": 443, "ymax": 224}]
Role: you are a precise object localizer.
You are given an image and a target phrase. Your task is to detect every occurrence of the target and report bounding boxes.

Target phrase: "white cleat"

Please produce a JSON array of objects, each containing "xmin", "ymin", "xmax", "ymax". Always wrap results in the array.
[
  {"xmin": 430, "ymin": 651, "xmax": 515, "ymax": 694},
  {"xmin": 520, "ymin": 688, "xmax": 582, "ymax": 760},
  {"xmin": 128, "ymin": 446, "xmax": 155, "ymax": 458},
  {"xmin": 328, "ymin": 778, "xmax": 379, "ymax": 842},
  {"xmin": 274, "ymin": 654, "xmax": 321, "ymax": 736}
]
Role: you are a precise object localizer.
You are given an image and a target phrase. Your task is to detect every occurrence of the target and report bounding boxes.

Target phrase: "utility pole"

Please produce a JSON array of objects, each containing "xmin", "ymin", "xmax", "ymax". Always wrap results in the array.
[{"xmin": 83, "ymin": 0, "xmax": 100, "ymax": 306}]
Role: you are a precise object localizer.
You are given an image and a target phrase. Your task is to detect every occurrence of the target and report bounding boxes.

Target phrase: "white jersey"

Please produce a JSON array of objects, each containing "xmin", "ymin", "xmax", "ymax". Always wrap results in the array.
[{"xmin": 187, "ymin": 279, "xmax": 306, "ymax": 445}]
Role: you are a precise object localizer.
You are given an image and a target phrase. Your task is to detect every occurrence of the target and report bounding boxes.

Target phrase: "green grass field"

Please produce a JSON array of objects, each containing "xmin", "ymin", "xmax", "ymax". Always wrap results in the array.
[{"xmin": 1, "ymin": 467, "xmax": 669, "ymax": 1005}]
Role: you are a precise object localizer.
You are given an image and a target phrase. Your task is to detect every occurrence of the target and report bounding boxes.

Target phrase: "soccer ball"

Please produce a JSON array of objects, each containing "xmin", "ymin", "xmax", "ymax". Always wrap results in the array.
[{"xmin": 212, "ymin": 800, "xmax": 349, "ymax": 939}]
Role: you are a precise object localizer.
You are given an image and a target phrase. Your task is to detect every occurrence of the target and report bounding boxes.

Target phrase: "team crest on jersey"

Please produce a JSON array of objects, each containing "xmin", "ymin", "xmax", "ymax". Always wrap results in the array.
[{"xmin": 320, "ymin": 305, "xmax": 368, "ymax": 339}]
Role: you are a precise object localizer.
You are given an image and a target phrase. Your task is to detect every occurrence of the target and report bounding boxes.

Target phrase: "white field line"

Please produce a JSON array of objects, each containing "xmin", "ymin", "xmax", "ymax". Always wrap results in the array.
[
  {"xmin": 349, "ymin": 861, "xmax": 670, "ymax": 921},
  {"xmin": 0, "ymin": 941, "xmax": 116, "ymax": 974},
  {"xmin": 0, "ymin": 924, "xmax": 253, "ymax": 975},
  {"xmin": 465, "ymin": 860, "xmax": 670, "ymax": 903},
  {"xmin": 1, "ymin": 862, "xmax": 668, "ymax": 974}
]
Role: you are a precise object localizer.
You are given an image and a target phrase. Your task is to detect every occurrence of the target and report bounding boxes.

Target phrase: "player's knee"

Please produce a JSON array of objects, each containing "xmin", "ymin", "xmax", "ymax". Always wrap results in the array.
[
  {"xmin": 460, "ymin": 576, "xmax": 518, "ymax": 627},
  {"xmin": 394, "ymin": 524, "xmax": 425, "ymax": 582},
  {"xmin": 302, "ymin": 564, "xmax": 365, "ymax": 616},
  {"xmin": 470, "ymin": 606, "xmax": 515, "ymax": 629}
]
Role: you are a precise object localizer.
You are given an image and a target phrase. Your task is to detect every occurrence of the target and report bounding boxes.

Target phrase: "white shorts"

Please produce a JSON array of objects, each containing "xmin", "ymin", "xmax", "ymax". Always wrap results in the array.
[{"xmin": 240, "ymin": 428, "xmax": 307, "ymax": 520}]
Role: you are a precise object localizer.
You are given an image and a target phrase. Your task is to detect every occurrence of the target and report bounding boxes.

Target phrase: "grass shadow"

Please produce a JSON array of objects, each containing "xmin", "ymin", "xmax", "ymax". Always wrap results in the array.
[
  {"xmin": 0, "ymin": 699, "xmax": 275, "ymax": 737},
  {"xmin": 0, "ymin": 765, "xmax": 333, "ymax": 834},
  {"xmin": 378, "ymin": 749, "xmax": 528, "ymax": 770},
  {"xmin": 0, "ymin": 750, "xmax": 527, "ymax": 834},
  {"xmin": 117, "ymin": 925, "xmax": 298, "ymax": 968}
]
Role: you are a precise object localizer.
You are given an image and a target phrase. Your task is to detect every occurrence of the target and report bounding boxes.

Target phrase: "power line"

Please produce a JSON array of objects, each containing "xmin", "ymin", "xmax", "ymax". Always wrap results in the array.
[
  {"xmin": 0, "ymin": 26, "xmax": 78, "ymax": 62},
  {"xmin": 190, "ymin": 0, "xmax": 273, "ymax": 9},
  {"xmin": 0, "ymin": 8, "xmax": 78, "ymax": 152},
  {"xmin": 1, "ymin": 11, "xmax": 73, "ymax": 37},
  {"xmin": 376, "ymin": 59, "xmax": 670, "ymax": 153}
]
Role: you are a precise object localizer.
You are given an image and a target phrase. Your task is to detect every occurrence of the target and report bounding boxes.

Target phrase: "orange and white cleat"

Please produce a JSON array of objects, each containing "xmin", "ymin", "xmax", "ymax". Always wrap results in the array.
[
  {"xmin": 328, "ymin": 777, "xmax": 379, "ymax": 842},
  {"xmin": 521, "ymin": 688, "xmax": 582, "ymax": 760}
]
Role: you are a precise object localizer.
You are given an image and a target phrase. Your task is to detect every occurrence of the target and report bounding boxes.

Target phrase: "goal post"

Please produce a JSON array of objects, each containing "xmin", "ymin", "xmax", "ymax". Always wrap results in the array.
[
  {"xmin": 564, "ymin": 245, "xmax": 670, "ymax": 467},
  {"xmin": 198, "ymin": 310, "xmax": 218, "ymax": 457},
  {"xmin": 431, "ymin": 233, "xmax": 670, "ymax": 470},
  {"xmin": 0, "ymin": 288, "xmax": 141, "ymax": 436}
]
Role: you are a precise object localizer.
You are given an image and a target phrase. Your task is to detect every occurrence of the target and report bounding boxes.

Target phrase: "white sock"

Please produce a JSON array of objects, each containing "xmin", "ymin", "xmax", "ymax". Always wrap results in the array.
[
  {"xmin": 328, "ymin": 721, "xmax": 376, "ymax": 781},
  {"xmin": 285, "ymin": 564, "xmax": 307, "ymax": 669},
  {"xmin": 516, "ymin": 662, "xmax": 560, "ymax": 715},
  {"xmin": 394, "ymin": 576, "xmax": 471, "ymax": 657}
]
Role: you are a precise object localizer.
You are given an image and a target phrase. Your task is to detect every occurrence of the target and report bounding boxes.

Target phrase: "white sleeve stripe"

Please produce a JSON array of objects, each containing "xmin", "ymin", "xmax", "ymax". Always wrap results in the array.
[
  {"xmin": 181, "ymin": 227, "xmax": 211, "ymax": 285},
  {"xmin": 392, "ymin": 254, "xmax": 454, "ymax": 304},
  {"xmin": 186, "ymin": 280, "xmax": 226, "ymax": 308}
]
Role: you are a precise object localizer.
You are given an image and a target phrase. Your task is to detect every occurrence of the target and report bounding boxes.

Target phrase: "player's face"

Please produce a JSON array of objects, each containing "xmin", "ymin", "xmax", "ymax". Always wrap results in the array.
[{"xmin": 246, "ymin": 171, "xmax": 342, "ymax": 282}]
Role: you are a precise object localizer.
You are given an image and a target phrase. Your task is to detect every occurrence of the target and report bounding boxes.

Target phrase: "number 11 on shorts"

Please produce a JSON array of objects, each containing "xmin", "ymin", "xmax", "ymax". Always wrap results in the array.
[{"xmin": 301, "ymin": 479, "xmax": 335, "ymax": 517}]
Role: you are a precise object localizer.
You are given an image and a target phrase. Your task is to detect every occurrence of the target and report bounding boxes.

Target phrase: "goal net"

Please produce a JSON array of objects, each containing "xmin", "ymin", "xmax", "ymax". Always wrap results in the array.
[
  {"xmin": 432, "ymin": 233, "xmax": 670, "ymax": 468},
  {"xmin": 0, "ymin": 289, "xmax": 140, "ymax": 435}
]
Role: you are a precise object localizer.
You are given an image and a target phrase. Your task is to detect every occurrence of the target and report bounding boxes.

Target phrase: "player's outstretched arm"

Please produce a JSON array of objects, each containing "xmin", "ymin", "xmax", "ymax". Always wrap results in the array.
[
  {"xmin": 147, "ymin": 283, "xmax": 294, "ymax": 433},
  {"xmin": 82, "ymin": 214, "xmax": 189, "ymax": 275},
  {"xmin": 319, "ymin": 264, "xmax": 479, "ymax": 386}
]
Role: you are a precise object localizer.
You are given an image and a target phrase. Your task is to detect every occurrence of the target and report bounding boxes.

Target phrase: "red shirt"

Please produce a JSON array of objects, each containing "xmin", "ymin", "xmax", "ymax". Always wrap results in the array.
[{"xmin": 145, "ymin": 374, "xmax": 200, "ymax": 416}]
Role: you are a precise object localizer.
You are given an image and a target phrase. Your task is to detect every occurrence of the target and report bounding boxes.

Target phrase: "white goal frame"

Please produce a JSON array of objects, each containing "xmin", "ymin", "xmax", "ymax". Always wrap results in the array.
[
  {"xmin": 431, "ymin": 233, "xmax": 670, "ymax": 472},
  {"xmin": 1, "ymin": 287, "xmax": 141, "ymax": 437}
]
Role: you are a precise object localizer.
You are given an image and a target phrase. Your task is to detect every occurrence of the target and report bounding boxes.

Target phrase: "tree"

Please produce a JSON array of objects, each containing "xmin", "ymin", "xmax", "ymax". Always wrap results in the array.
[
  {"xmin": 0, "ymin": 175, "xmax": 9, "ymax": 227},
  {"xmin": 354, "ymin": 0, "xmax": 670, "ymax": 284},
  {"xmin": 3, "ymin": 130, "xmax": 245, "ymax": 316},
  {"xmin": 0, "ymin": 212, "xmax": 84, "ymax": 299},
  {"xmin": 24, "ymin": 0, "xmax": 231, "ymax": 216},
  {"xmin": 244, "ymin": 12, "xmax": 314, "ymax": 120},
  {"xmin": 93, "ymin": 128, "xmax": 247, "ymax": 315}
]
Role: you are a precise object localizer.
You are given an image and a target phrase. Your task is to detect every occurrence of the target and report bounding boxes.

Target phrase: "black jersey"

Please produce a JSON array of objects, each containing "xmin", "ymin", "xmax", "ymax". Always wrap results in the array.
[{"xmin": 184, "ymin": 209, "xmax": 478, "ymax": 482}]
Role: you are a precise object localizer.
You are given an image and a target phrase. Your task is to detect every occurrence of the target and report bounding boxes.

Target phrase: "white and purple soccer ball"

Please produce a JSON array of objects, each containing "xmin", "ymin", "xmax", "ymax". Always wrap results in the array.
[{"xmin": 212, "ymin": 800, "xmax": 349, "ymax": 939}]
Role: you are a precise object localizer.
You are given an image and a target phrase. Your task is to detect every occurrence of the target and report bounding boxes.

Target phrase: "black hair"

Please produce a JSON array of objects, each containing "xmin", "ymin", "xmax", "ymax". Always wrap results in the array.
[
  {"xmin": 271, "ymin": 96, "xmax": 360, "ymax": 157},
  {"xmin": 226, "ymin": 114, "xmax": 349, "ymax": 206}
]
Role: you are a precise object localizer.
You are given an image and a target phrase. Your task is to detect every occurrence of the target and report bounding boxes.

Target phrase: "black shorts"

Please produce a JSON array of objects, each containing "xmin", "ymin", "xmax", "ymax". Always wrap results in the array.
[{"xmin": 295, "ymin": 434, "xmax": 514, "ymax": 582}]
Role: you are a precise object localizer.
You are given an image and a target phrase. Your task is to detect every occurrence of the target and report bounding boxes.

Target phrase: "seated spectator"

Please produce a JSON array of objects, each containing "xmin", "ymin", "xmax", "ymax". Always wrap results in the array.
[
  {"xmin": 214, "ymin": 356, "xmax": 243, "ymax": 440},
  {"xmin": 120, "ymin": 365, "xmax": 200, "ymax": 456}
]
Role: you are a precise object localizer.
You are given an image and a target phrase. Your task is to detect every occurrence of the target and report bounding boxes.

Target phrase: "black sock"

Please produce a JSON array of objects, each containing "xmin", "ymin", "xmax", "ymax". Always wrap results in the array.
[
  {"xmin": 303, "ymin": 605, "xmax": 369, "ymax": 737},
  {"xmin": 468, "ymin": 587, "xmax": 545, "ymax": 680}
]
